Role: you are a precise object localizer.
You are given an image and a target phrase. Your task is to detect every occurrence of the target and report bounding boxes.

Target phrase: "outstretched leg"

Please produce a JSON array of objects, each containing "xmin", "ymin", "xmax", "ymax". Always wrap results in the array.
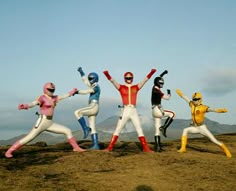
[
  {"xmin": 220, "ymin": 144, "xmax": 232, "ymax": 158},
  {"xmin": 68, "ymin": 137, "xmax": 86, "ymax": 152},
  {"xmin": 199, "ymin": 125, "xmax": 232, "ymax": 158},
  {"xmin": 5, "ymin": 120, "xmax": 47, "ymax": 158},
  {"xmin": 105, "ymin": 135, "xmax": 119, "ymax": 152},
  {"xmin": 47, "ymin": 122, "xmax": 86, "ymax": 152},
  {"xmin": 5, "ymin": 141, "xmax": 22, "ymax": 158}
]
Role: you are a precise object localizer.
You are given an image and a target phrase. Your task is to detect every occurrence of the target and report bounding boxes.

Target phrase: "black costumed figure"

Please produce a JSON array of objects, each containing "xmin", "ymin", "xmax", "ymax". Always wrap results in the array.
[{"xmin": 151, "ymin": 70, "xmax": 175, "ymax": 152}]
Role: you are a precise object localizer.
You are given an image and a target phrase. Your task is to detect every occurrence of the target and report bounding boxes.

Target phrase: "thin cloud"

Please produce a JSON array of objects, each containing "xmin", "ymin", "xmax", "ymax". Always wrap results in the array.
[{"xmin": 202, "ymin": 69, "xmax": 236, "ymax": 96}]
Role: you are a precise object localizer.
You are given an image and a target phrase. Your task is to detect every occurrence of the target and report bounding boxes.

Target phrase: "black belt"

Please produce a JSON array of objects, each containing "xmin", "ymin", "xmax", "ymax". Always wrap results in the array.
[{"xmin": 35, "ymin": 112, "xmax": 53, "ymax": 120}]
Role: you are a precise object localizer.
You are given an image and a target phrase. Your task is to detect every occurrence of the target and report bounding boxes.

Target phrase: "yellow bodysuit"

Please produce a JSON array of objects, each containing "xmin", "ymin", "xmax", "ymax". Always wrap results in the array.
[{"xmin": 189, "ymin": 101, "xmax": 209, "ymax": 125}]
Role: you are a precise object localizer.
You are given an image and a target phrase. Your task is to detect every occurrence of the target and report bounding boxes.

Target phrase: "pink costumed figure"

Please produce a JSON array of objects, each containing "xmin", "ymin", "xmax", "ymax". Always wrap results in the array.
[
  {"xmin": 103, "ymin": 69, "xmax": 156, "ymax": 152},
  {"xmin": 5, "ymin": 82, "xmax": 85, "ymax": 158}
]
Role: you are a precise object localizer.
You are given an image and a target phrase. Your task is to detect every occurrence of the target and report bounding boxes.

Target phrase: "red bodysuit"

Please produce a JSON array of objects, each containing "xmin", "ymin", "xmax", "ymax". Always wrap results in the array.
[{"xmin": 119, "ymin": 85, "xmax": 140, "ymax": 105}]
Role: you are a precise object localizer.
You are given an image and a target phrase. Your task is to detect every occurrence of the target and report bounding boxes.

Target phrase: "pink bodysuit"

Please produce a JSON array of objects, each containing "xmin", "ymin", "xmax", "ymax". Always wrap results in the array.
[{"xmin": 38, "ymin": 95, "xmax": 58, "ymax": 116}]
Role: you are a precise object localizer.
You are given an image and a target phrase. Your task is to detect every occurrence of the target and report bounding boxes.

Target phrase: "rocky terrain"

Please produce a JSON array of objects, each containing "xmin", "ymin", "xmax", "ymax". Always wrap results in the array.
[{"xmin": 0, "ymin": 133, "xmax": 235, "ymax": 191}]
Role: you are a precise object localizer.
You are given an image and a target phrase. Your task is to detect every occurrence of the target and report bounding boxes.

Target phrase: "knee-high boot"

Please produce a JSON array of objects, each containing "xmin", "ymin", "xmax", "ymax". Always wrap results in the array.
[
  {"xmin": 78, "ymin": 117, "xmax": 91, "ymax": 139},
  {"xmin": 160, "ymin": 117, "xmax": 173, "ymax": 137},
  {"xmin": 154, "ymin": 135, "xmax": 163, "ymax": 152},
  {"xmin": 220, "ymin": 143, "xmax": 232, "ymax": 158},
  {"xmin": 178, "ymin": 135, "xmax": 187, "ymax": 153},
  {"xmin": 105, "ymin": 135, "xmax": 119, "ymax": 152},
  {"xmin": 5, "ymin": 141, "xmax": 22, "ymax": 158},
  {"xmin": 90, "ymin": 133, "xmax": 100, "ymax": 150},
  {"xmin": 138, "ymin": 136, "xmax": 153, "ymax": 152},
  {"xmin": 68, "ymin": 137, "xmax": 86, "ymax": 152}
]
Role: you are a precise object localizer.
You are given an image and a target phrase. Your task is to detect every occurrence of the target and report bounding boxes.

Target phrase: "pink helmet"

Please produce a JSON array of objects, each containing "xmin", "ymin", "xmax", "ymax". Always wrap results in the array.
[
  {"xmin": 124, "ymin": 72, "xmax": 133, "ymax": 84},
  {"xmin": 43, "ymin": 82, "xmax": 55, "ymax": 96}
]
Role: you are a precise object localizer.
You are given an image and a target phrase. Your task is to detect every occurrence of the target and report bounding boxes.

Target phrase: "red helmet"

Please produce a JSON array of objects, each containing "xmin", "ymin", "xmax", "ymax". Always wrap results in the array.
[
  {"xmin": 124, "ymin": 72, "xmax": 133, "ymax": 84},
  {"xmin": 43, "ymin": 82, "xmax": 55, "ymax": 97}
]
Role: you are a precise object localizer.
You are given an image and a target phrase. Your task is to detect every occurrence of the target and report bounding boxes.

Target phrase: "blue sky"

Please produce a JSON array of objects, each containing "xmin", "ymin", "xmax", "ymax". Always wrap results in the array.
[{"xmin": 0, "ymin": 0, "xmax": 236, "ymax": 140}]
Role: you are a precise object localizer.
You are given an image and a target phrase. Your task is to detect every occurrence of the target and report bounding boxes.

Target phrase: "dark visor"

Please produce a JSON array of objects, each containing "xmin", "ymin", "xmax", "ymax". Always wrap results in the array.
[{"xmin": 47, "ymin": 88, "xmax": 55, "ymax": 93}]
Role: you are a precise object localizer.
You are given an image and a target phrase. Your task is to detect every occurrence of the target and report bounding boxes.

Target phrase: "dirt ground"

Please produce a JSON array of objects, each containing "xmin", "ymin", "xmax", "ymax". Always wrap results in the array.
[{"xmin": 0, "ymin": 133, "xmax": 236, "ymax": 191}]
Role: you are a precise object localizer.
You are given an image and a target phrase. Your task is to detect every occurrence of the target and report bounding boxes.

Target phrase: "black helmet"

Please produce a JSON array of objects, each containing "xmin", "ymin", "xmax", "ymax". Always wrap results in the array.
[{"xmin": 154, "ymin": 76, "xmax": 164, "ymax": 88}]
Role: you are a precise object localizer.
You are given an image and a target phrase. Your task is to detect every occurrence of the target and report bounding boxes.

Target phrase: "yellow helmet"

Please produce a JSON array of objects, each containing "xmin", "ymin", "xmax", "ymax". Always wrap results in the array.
[{"xmin": 192, "ymin": 92, "xmax": 202, "ymax": 103}]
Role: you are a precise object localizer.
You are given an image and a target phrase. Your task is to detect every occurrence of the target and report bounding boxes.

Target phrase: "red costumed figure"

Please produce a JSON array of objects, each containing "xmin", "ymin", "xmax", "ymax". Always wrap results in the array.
[{"xmin": 103, "ymin": 69, "xmax": 156, "ymax": 152}]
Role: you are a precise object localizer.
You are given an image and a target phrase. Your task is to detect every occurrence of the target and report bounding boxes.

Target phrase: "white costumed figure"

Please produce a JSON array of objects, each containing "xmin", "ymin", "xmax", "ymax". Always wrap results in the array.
[
  {"xmin": 151, "ymin": 70, "xmax": 175, "ymax": 152},
  {"xmin": 5, "ymin": 82, "xmax": 85, "ymax": 158},
  {"xmin": 103, "ymin": 69, "xmax": 156, "ymax": 152},
  {"xmin": 74, "ymin": 67, "xmax": 101, "ymax": 150}
]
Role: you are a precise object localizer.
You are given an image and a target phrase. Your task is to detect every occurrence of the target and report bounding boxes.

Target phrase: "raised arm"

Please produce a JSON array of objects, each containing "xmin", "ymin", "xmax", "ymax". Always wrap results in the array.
[
  {"xmin": 103, "ymin": 70, "xmax": 120, "ymax": 90},
  {"xmin": 138, "ymin": 69, "xmax": 156, "ymax": 89},
  {"xmin": 78, "ymin": 67, "xmax": 90, "ymax": 87},
  {"xmin": 162, "ymin": 89, "xmax": 171, "ymax": 100},
  {"xmin": 175, "ymin": 89, "xmax": 191, "ymax": 103}
]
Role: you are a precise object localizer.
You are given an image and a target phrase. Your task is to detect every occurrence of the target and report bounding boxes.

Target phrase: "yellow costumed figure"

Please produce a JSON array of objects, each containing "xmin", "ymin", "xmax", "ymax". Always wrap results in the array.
[{"xmin": 176, "ymin": 89, "xmax": 232, "ymax": 158}]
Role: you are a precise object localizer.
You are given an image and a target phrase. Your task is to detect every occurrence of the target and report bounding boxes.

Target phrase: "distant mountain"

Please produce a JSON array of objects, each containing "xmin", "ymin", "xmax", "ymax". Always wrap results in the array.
[
  {"xmin": 1, "ymin": 116, "xmax": 235, "ymax": 146},
  {"xmin": 96, "ymin": 115, "xmax": 236, "ymax": 139},
  {"xmin": 96, "ymin": 115, "xmax": 154, "ymax": 133}
]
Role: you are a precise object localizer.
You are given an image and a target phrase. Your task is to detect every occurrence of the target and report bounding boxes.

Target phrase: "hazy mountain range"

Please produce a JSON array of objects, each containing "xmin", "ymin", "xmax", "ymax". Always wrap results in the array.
[{"xmin": 1, "ymin": 115, "xmax": 235, "ymax": 146}]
